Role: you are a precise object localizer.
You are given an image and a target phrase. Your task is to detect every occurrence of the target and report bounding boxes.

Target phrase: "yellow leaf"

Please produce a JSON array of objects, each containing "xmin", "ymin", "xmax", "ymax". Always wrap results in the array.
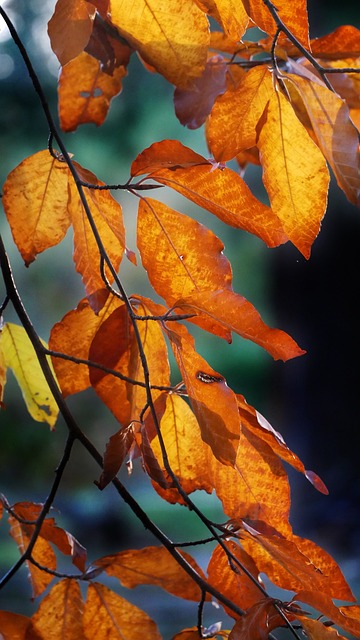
[
  {"xmin": 257, "ymin": 89, "xmax": 330, "ymax": 258},
  {"xmin": 30, "ymin": 579, "xmax": 85, "ymax": 640},
  {"xmin": 59, "ymin": 51, "xmax": 127, "ymax": 132},
  {"xmin": 247, "ymin": 0, "xmax": 309, "ymax": 48},
  {"xmin": 197, "ymin": 0, "xmax": 249, "ymax": 41},
  {"xmin": 285, "ymin": 71, "xmax": 360, "ymax": 205},
  {"xmin": 48, "ymin": 0, "xmax": 96, "ymax": 66},
  {"xmin": 83, "ymin": 582, "xmax": 162, "ymax": 640},
  {"xmin": 2, "ymin": 150, "xmax": 71, "ymax": 266},
  {"xmin": 109, "ymin": 0, "xmax": 209, "ymax": 88},
  {"xmin": 0, "ymin": 323, "xmax": 59, "ymax": 428}
]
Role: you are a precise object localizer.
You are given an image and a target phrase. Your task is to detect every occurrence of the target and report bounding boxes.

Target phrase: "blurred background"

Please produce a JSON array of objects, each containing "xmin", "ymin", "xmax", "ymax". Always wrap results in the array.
[{"xmin": 0, "ymin": 0, "xmax": 360, "ymax": 637}]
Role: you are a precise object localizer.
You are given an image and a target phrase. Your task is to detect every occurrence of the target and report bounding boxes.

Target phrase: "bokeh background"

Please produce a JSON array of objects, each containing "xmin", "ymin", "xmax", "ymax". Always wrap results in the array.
[{"xmin": 0, "ymin": 0, "xmax": 360, "ymax": 637}]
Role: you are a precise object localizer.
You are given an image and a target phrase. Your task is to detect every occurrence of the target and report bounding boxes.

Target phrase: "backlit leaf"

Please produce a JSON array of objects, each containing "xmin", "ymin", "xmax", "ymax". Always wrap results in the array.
[
  {"xmin": 299, "ymin": 618, "xmax": 347, "ymax": 640},
  {"xmin": 30, "ymin": 579, "xmax": 85, "ymax": 640},
  {"xmin": 109, "ymin": 0, "xmax": 209, "ymax": 88},
  {"xmin": 48, "ymin": 0, "xmax": 96, "ymax": 66},
  {"xmin": 2, "ymin": 150, "xmax": 71, "ymax": 266},
  {"xmin": 59, "ymin": 51, "xmax": 127, "ymax": 132},
  {"xmin": 0, "ymin": 611, "xmax": 32, "ymax": 640},
  {"xmin": 174, "ymin": 290, "xmax": 305, "ymax": 360},
  {"xmin": 8, "ymin": 514, "xmax": 56, "ymax": 598},
  {"xmin": 83, "ymin": 582, "xmax": 161, "ymax": 640},
  {"xmin": 131, "ymin": 139, "xmax": 207, "ymax": 175},
  {"xmin": 94, "ymin": 546, "xmax": 207, "ymax": 601},
  {"xmin": 228, "ymin": 598, "xmax": 286, "ymax": 640},
  {"xmin": 208, "ymin": 541, "xmax": 263, "ymax": 617},
  {"xmin": 295, "ymin": 593, "xmax": 360, "ymax": 639},
  {"xmin": 138, "ymin": 141, "xmax": 287, "ymax": 248},
  {"xmin": 310, "ymin": 25, "xmax": 360, "ymax": 59},
  {"xmin": 68, "ymin": 162, "xmax": 126, "ymax": 312},
  {"xmin": 208, "ymin": 66, "xmax": 274, "ymax": 161},
  {"xmin": 247, "ymin": 0, "xmax": 309, "ymax": 48},
  {"xmin": 284, "ymin": 71, "xmax": 360, "ymax": 205},
  {"xmin": 0, "ymin": 323, "xmax": 59, "ymax": 428},
  {"xmin": 257, "ymin": 89, "xmax": 330, "ymax": 258},
  {"xmin": 167, "ymin": 324, "xmax": 240, "ymax": 466}
]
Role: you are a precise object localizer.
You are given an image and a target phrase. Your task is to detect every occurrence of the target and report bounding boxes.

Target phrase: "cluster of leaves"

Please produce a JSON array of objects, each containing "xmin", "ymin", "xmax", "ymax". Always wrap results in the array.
[{"xmin": 0, "ymin": 0, "xmax": 360, "ymax": 638}]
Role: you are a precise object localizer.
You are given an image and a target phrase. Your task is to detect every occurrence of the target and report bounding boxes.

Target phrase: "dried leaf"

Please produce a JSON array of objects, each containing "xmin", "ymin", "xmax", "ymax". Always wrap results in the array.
[{"xmin": 97, "ymin": 424, "xmax": 135, "ymax": 489}]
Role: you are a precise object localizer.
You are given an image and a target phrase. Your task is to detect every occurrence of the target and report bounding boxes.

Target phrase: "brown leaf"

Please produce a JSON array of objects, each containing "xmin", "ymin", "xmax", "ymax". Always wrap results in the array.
[
  {"xmin": 97, "ymin": 424, "xmax": 135, "ymax": 489},
  {"xmin": 85, "ymin": 13, "xmax": 133, "ymax": 74},
  {"xmin": 0, "ymin": 611, "xmax": 32, "ymax": 640},
  {"xmin": 228, "ymin": 598, "xmax": 286, "ymax": 640},
  {"xmin": 48, "ymin": 0, "xmax": 96, "ymax": 66},
  {"xmin": 174, "ymin": 54, "xmax": 227, "ymax": 129}
]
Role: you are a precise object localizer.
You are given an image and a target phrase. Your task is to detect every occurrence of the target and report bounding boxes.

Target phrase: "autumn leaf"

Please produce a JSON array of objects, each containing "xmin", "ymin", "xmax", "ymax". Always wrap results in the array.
[
  {"xmin": 30, "ymin": 579, "xmax": 85, "ymax": 640},
  {"xmin": 2, "ymin": 150, "xmax": 71, "ymax": 265},
  {"xmin": 83, "ymin": 582, "xmax": 162, "ymax": 640},
  {"xmin": 284, "ymin": 69, "xmax": 360, "ymax": 205},
  {"xmin": 299, "ymin": 618, "xmax": 348, "ymax": 640},
  {"xmin": 208, "ymin": 65, "xmax": 274, "ymax": 161},
  {"xmin": 48, "ymin": 0, "xmax": 96, "ymax": 66},
  {"xmin": 310, "ymin": 25, "xmax": 360, "ymax": 59},
  {"xmin": 93, "ymin": 546, "xmax": 208, "ymax": 601},
  {"xmin": 134, "ymin": 140, "xmax": 287, "ymax": 248},
  {"xmin": 257, "ymin": 88, "xmax": 330, "ymax": 258},
  {"xmin": 49, "ymin": 294, "xmax": 123, "ymax": 397},
  {"xmin": 8, "ymin": 513, "xmax": 56, "ymax": 598},
  {"xmin": 0, "ymin": 611, "xmax": 32, "ymax": 640},
  {"xmin": 0, "ymin": 323, "xmax": 59, "ymax": 428},
  {"xmin": 109, "ymin": 0, "xmax": 209, "ymax": 88},
  {"xmin": 228, "ymin": 598, "xmax": 286, "ymax": 640},
  {"xmin": 167, "ymin": 324, "xmax": 241, "ymax": 466},
  {"xmin": 68, "ymin": 162, "xmax": 126, "ymax": 312},
  {"xmin": 59, "ymin": 51, "xmax": 128, "ymax": 132},
  {"xmin": 174, "ymin": 54, "xmax": 227, "ymax": 129},
  {"xmin": 295, "ymin": 592, "xmax": 360, "ymax": 639},
  {"xmin": 246, "ymin": 0, "xmax": 310, "ymax": 48},
  {"xmin": 207, "ymin": 541, "xmax": 263, "ymax": 617}
]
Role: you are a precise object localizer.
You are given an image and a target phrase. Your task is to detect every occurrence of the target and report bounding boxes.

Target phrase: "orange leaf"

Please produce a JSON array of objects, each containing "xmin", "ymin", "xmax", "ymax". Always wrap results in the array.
[
  {"xmin": 228, "ymin": 598, "xmax": 286, "ymax": 640},
  {"xmin": 174, "ymin": 54, "xmax": 227, "ymax": 129},
  {"xmin": 295, "ymin": 592, "xmax": 360, "ymax": 639},
  {"xmin": 83, "ymin": 582, "xmax": 161, "ymax": 640},
  {"xmin": 146, "ymin": 392, "xmax": 214, "ymax": 503},
  {"xmin": 208, "ymin": 66, "xmax": 274, "ymax": 161},
  {"xmin": 257, "ymin": 89, "xmax": 330, "ymax": 258},
  {"xmin": 0, "ymin": 612, "xmax": 32, "ymax": 640},
  {"xmin": 68, "ymin": 162, "xmax": 126, "ymax": 311},
  {"xmin": 109, "ymin": 0, "xmax": 209, "ymax": 88},
  {"xmin": 59, "ymin": 51, "xmax": 127, "ymax": 132},
  {"xmin": 2, "ymin": 150, "xmax": 71, "ymax": 265},
  {"xmin": 139, "ymin": 141, "xmax": 287, "ymax": 248},
  {"xmin": 236, "ymin": 394, "xmax": 328, "ymax": 493},
  {"xmin": 208, "ymin": 541, "xmax": 263, "ymax": 617},
  {"xmin": 299, "ymin": 617, "xmax": 348, "ymax": 640},
  {"xmin": 240, "ymin": 522, "xmax": 355, "ymax": 601},
  {"xmin": 137, "ymin": 197, "xmax": 232, "ymax": 306},
  {"xmin": 247, "ymin": 0, "xmax": 309, "ymax": 48},
  {"xmin": 30, "ymin": 579, "xmax": 85, "ymax": 640},
  {"xmin": 49, "ymin": 295, "xmax": 123, "ymax": 397},
  {"xmin": 97, "ymin": 424, "xmax": 135, "ymax": 489},
  {"xmin": 310, "ymin": 25, "xmax": 360, "ymax": 59},
  {"xmin": 174, "ymin": 290, "xmax": 305, "ymax": 360},
  {"xmin": 167, "ymin": 325, "xmax": 240, "ymax": 466},
  {"xmin": 48, "ymin": 0, "xmax": 96, "ymax": 66},
  {"xmin": 196, "ymin": 0, "xmax": 249, "ymax": 41},
  {"xmin": 94, "ymin": 546, "xmax": 208, "ymax": 601},
  {"xmin": 8, "ymin": 514, "xmax": 56, "ymax": 598},
  {"xmin": 284, "ymin": 70, "xmax": 360, "ymax": 205},
  {"xmin": 131, "ymin": 139, "xmax": 207, "ymax": 175}
]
